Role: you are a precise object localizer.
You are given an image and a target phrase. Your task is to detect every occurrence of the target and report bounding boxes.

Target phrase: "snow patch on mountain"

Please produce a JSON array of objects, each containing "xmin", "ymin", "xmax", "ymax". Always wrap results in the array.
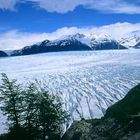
[
  {"xmin": 58, "ymin": 33, "xmax": 91, "ymax": 47},
  {"xmin": 119, "ymin": 30, "xmax": 140, "ymax": 48},
  {"xmin": 90, "ymin": 34, "xmax": 113, "ymax": 42}
]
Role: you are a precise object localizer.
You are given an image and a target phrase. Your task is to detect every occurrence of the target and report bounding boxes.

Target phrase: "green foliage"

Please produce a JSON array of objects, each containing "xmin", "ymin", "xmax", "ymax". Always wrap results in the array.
[
  {"xmin": 0, "ymin": 73, "xmax": 24, "ymax": 138},
  {"xmin": 37, "ymin": 91, "xmax": 68, "ymax": 140},
  {"xmin": 0, "ymin": 74, "xmax": 69, "ymax": 140}
]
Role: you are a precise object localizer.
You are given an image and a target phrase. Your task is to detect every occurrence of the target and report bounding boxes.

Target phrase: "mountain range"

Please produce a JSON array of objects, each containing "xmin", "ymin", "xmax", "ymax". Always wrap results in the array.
[{"xmin": 1, "ymin": 31, "xmax": 140, "ymax": 57}]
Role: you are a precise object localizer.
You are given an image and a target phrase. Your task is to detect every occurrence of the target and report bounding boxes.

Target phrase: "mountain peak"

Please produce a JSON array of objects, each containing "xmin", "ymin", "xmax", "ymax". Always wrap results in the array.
[{"xmin": 119, "ymin": 31, "xmax": 140, "ymax": 48}]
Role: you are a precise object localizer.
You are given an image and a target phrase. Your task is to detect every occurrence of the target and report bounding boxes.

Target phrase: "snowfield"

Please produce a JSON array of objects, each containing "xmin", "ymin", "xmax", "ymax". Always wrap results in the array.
[{"xmin": 0, "ymin": 49, "xmax": 140, "ymax": 132}]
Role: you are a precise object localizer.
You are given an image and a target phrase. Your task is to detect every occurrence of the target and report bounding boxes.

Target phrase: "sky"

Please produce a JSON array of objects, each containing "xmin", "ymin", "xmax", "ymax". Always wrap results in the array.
[{"xmin": 0, "ymin": 0, "xmax": 140, "ymax": 50}]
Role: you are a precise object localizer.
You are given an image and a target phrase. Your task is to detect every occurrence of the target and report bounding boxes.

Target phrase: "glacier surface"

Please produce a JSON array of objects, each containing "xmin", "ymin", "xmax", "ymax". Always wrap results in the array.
[{"xmin": 0, "ymin": 49, "xmax": 140, "ymax": 132}]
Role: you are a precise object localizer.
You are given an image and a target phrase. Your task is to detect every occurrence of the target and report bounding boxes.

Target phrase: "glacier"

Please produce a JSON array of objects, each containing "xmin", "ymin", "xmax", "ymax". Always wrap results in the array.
[{"xmin": 0, "ymin": 49, "xmax": 140, "ymax": 132}]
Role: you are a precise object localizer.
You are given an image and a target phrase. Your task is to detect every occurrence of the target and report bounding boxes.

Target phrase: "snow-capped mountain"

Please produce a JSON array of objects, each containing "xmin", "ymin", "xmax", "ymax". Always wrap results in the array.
[
  {"xmin": 119, "ymin": 30, "xmax": 140, "ymax": 48},
  {"xmin": 89, "ymin": 34, "xmax": 126, "ymax": 50},
  {"xmin": 11, "ymin": 33, "xmax": 127, "ymax": 56},
  {"xmin": 11, "ymin": 35, "xmax": 91, "ymax": 56}
]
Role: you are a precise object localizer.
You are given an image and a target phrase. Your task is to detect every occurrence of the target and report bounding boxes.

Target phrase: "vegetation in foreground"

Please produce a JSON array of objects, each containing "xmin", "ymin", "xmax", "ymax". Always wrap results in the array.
[
  {"xmin": 0, "ymin": 73, "xmax": 69, "ymax": 140},
  {"xmin": 0, "ymin": 73, "xmax": 140, "ymax": 140}
]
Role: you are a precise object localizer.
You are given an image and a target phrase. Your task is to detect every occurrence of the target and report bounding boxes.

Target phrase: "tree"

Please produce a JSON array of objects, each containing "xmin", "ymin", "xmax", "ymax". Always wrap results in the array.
[
  {"xmin": 36, "ymin": 90, "xmax": 69, "ymax": 140},
  {"xmin": 22, "ymin": 83, "xmax": 40, "ymax": 140},
  {"xmin": 0, "ymin": 73, "xmax": 24, "ymax": 139},
  {"xmin": 0, "ymin": 74, "xmax": 69, "ymax": 140},
  {"xmin": 23, "ymin": 81, "xmax": 69, "ymax": 140}
]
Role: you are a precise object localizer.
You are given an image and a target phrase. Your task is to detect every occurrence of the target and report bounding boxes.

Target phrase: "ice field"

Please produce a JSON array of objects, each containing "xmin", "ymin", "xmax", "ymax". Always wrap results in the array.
[{"xmin": 0, "ymin": 49, "xmax": 140, "ymax": 132}]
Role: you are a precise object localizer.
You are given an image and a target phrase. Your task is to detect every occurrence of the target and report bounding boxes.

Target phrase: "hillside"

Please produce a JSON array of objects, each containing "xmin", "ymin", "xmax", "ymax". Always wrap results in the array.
[
  {"xmin": 62, "ymin": 84, "xmax": 140, "ymax": 140},
  {"xmin": 105, "ymin": 84, "xmax": 140, "ymax": 122}
]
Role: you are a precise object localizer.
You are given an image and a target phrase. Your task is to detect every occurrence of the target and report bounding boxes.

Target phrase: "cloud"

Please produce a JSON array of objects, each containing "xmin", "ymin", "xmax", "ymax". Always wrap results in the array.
[
  {"xmin": 0, "ymin": 0, "xmax": 19, "ymax": 10},
  {"xmin": 0, "ymin": 22, "xmax": 140, "ymax": 50},
  {"xmin": 0, "ymin": 0, "xmax": 140, "ymax": 14},
  {"xmin": 30, "ymin": 0, "xmax": 140, "ymax": 14},
  {"xmin": 29, "ymin": 0, "xmax": 88, "ymax": 13},
  {"xmin": 86, "ymin": 0, "xmax": 140, "ymax": 14},
  {"xmin": 0, "ymin": 27, "xmax": 82, "ymax": 50}
]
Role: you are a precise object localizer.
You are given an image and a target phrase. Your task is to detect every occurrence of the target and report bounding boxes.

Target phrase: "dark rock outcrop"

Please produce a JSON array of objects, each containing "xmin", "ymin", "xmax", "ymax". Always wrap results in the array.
[
  {"xmin": 0, "ymin": 51, "xmax": 8, "ymax": 57},
  {"xmin": 134, "ymin": 42, "xmax": 140, "ymax": 48},
  {"xmin": 92, "ymin": 41, "xmax": 127, "ymax": 50}
]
